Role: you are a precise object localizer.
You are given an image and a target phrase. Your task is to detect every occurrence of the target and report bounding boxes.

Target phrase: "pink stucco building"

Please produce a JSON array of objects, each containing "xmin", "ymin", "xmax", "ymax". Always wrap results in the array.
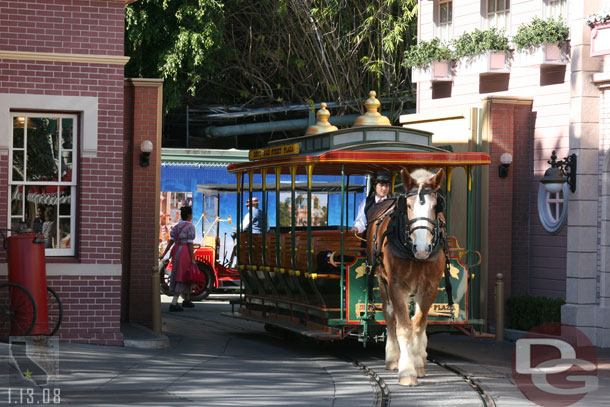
[{"xmin": 401, "ymin": 0, "xmax": 610, "ymax": 347}]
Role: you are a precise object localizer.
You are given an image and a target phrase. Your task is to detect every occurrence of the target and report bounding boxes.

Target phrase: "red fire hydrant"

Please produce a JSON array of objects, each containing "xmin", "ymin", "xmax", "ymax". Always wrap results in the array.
[{"xmin": 7, "ymin": 233, "xmax": 49, "ymax": 335}]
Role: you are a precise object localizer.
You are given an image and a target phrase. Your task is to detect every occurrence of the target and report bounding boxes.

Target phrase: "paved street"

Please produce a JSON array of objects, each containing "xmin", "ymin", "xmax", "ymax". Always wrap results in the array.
[
  {"xmin": 2, "ymin": 294, "xmax": 485, "ymax": 406},
  {"xmin": 3, "ymin": 294, "xmax": 609, "ymax": 406}
]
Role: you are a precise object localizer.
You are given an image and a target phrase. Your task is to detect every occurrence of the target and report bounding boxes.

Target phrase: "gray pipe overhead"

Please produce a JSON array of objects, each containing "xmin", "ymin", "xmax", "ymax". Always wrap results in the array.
[{"xmin": 202, "ymin": 114, "xmax": 375, "ymax": 138}]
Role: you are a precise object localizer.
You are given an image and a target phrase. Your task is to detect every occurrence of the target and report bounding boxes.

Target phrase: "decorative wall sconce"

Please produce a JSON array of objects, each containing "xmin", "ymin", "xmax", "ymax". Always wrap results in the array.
[
  {"xmin": 498, "ymin": 152, "xmax": 513, "ymax": 178},
  {"xmin": 540, "ymin": 150, "xmax": 577, "ymax": 193},
  {"xmin": 140, "ymin": 140, "xmax": 153, "ymax": 167}
]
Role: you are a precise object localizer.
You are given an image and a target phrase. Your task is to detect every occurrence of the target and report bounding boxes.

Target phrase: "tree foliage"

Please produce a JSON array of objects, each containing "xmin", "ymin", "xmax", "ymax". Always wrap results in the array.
[
  {"xmin": 125, "ymin": 0, "xmax": 224, "ymax": 108},
  {"xmin": 125, "ymin": 0, "xmax": 418, "ymax": 118}
]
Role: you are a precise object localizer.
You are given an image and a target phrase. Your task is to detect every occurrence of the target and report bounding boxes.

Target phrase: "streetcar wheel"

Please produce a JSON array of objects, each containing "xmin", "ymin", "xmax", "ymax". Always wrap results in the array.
[
  {"xmin": 188, "ymin": 262, "xmax": 214, "ymax": 301},
  {"xmin": 0, "ymin": 282, "xmax": 37, "ymax": 340},
  {"xmin": 46, "ymin": 287, "xmax": 63, "ymax": 336}
]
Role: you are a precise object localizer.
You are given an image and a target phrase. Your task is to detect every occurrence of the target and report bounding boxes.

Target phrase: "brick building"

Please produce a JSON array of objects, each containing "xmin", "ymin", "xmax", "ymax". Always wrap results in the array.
[
  {"xmin": 0, "ymin": 0, "xmax": 161, "ymax": 345},
  {"xmin": 403, "ymin": 0, "xmax": 610, "ymax": 347}
]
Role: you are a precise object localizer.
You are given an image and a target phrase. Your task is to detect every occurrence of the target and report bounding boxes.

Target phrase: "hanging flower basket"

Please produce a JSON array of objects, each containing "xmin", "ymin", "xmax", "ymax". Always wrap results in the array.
[
  {"xmin": 514, "ymin": 42, "xmax": 569, "ymax": 67},
  {"xmin": 513, "ymin": 17, "xmax": 570, "ymax": 66},
  {"xmin": 455, "ymin": 51, "xmax": 509, "ymax": 76},
  {"xmin": 451, "ymin": 28, "xmax": 510, "ymax": 76},
  {"xmin": 411, "ymin": 60, "xmax": 453, "ymax": 83}
]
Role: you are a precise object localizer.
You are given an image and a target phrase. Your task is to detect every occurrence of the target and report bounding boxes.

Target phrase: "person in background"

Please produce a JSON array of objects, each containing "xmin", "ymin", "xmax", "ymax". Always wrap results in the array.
[
  {"xmin": 241, "ymin": 197, "xmax": 269, "ymax": 234},
  {"xmin": 42, "ymin": 206, "xmax": 56, "ymax": 248},
  {"xmin": 159, "ymin": 205, "xmax": 196, "ymax": 312},
  {"xmin": 33, "ymin": 206, "xmax": 44, "ymax": 234},
  {"xmin": 350, "ymin": 172, "xmax": 392, "ymax": 235}
]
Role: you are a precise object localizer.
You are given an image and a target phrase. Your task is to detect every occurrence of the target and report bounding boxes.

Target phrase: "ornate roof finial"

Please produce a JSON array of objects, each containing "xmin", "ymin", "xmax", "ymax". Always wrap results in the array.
[
  {"xmin": 353, "ymin": 91, "xmax": 391, "ymax": 127},
  {"xmin": 305, "ymin": 102, "xmax": 339, "ymax": 135}
]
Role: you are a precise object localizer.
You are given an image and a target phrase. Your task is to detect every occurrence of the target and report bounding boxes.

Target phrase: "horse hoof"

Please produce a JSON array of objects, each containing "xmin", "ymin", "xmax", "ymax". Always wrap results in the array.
[
  {"xmin": 416, "ymin": 367, "xmax": 425, "ymax": 377},
  {"xmin": 398, "ymin": 375, "xmax": 419, "ymax": 386},
  {"xmin": 386, "ymin": 362, "xmax": 398, "ymax": 371}
]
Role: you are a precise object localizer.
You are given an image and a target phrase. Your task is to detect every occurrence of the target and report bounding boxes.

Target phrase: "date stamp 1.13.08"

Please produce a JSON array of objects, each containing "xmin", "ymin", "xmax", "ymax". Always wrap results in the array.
[{"xmin": 2, "ymin": 336, "xmax": 61, "ymax": 406}]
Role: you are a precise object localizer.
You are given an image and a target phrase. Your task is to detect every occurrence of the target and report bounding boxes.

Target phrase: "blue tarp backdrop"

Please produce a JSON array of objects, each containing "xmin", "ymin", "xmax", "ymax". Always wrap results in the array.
[{"xmin": 161, "ymin": 164, "xmax": 366, "ymax": 265}]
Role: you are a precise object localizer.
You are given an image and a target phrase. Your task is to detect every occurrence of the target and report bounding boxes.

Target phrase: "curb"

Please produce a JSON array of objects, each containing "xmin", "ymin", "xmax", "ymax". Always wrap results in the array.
[{"xmin": 121, "ymin": 323, "xmax": 170, "ymax": 349}]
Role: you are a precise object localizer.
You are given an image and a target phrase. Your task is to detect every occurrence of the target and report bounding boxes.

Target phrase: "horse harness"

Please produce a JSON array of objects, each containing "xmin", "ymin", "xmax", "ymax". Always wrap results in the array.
[{"xmin": 366, "ymin": 188, "xmax": 454, "ymax": 311}]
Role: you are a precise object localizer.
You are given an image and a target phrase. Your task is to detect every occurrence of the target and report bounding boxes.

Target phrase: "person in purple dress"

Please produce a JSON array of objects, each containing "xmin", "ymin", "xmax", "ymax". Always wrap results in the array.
[{"xmin": 159, "ymin": 205, "xmax": 196, "ymax": 312}]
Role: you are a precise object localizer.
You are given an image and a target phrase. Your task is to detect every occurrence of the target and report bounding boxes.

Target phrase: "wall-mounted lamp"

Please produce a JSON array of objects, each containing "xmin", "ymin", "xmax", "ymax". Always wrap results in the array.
[
  {"xmin": 498, "ymin": 152, "xmax": 513, "ymax": 178},
  {"xmin": 540, "ymin": 150, "xmax": 577, "ymax": 193},
  {"xmin": 139, "ymin": 140, "xmax": 153, "ymax": 167}
]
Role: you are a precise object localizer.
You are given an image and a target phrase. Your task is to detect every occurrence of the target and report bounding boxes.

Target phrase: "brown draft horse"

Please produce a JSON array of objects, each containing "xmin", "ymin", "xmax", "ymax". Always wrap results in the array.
[{"xmin": 367, "ymin": 168, "xmax": 446, "ymax": 386}]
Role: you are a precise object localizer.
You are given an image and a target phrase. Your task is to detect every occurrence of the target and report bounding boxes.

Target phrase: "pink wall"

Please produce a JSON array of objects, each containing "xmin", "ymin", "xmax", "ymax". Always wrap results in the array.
[{"xmin": 417, "ymin": 0, "xmax": 569, "ymax": 299}]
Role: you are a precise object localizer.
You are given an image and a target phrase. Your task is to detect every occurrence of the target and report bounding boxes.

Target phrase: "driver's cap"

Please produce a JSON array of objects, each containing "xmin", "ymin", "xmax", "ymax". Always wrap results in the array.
[{"xmin": 373, "ymin": 172, "xmax": 392, "ymax": 184}]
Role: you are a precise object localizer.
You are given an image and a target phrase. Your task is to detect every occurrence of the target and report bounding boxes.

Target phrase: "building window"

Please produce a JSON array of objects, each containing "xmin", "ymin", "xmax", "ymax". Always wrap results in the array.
[
  {"xmin": 547, "ymin": 0, "xmax": 567, "ymax": 19},
  {"xmin": 10, "ymin": 113, "xmax": 77, "ymax": 256},
  {"xmin": 537, "ymin": 182, "xmax": 568, "ymax": 233},
  {"xmin": 486, "ymin": 0, "xmax": 510, "ymax": 32},
  {"xmin": 438, "ymin": 0, "xmax": 453, "ymax": 41}
]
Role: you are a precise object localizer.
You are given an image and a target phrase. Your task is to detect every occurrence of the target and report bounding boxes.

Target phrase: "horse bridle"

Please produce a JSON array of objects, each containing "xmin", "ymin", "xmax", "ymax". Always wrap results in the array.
[{"xmin": 404, "ymin": 188, "xmax": 445, "ymax": 253}]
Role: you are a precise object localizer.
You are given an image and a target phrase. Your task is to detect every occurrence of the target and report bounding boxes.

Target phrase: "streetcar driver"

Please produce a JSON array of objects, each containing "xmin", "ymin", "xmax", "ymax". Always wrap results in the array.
[{"xmin": 350, "ymin": 172, "xmax": 392, "ymax": 235}]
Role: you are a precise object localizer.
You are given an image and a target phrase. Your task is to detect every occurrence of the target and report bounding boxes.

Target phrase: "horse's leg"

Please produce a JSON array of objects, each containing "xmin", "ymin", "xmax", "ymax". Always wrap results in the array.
[
  {"xmin": 411, "ymin": 296, "xmax": 429, "ymax": 378},
  {"xmin": 378, "ymin": 274, "xmax": 399, "ymax": 370},
  {"xmin": 390, "ymin": 287, "xmax": 418, "ymax": 386}
]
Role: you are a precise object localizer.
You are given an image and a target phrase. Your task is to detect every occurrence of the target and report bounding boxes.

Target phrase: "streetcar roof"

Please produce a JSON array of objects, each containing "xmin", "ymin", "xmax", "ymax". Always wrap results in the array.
[
  {"xmin": 197, "ymin": 182, "xmax": 366, "ymax": 194},
  {"xmin": 227, "ymin": 142, "xmax": 490, "ymax": 175}
]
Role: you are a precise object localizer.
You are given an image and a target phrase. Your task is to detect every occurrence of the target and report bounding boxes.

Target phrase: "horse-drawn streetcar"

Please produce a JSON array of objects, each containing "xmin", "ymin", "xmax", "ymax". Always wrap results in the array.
[
  {"xmin": 224, "ymin": 98, "xmax": 490, "ymax": 385},
  {"xmin": 223, "ymin": 118, "xmax": 490, "ymax": 356}
]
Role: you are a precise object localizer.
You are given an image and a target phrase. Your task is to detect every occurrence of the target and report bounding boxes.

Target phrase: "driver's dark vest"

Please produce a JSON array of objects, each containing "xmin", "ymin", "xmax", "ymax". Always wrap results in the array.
[{"xmin": 364, "ymin": 195, "xmax": 377, "ymax": 220}]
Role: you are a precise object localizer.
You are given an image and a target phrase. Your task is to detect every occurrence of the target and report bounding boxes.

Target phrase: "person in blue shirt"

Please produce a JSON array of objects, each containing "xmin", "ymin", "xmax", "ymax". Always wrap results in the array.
[{"xmin": 241, "ymin": 197, "xmax": 269, "ymax": 233}]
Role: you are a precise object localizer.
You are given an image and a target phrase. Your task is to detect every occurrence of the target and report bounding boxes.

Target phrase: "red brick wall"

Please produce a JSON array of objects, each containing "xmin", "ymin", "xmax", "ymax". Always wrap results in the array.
[
  {"xmin": 511, "ymin": 103, "xmax": 533, "ymax": 297},
  {"xmin": 0, "ymin": 0, "xmax": 124, "ymax": 56},
  {"xmin": 0, "ymin": 0, "xmax": 127, "ymax": 345},
  {"xmin": 0, "ymin": 151, "xmax": 7, "ymax": 263},
  {"xmin": 0, "ymin": 61, "xmax": 125, "ymax": 264},
  {"xmin": 123, "ymin": 79, "xmax": 163, "ymax": 326},
  {"xmin": 48, "ymin": 275, "xmax": 123, "ymax": 345},
  {"xmin": 486, "ymin": 99, "xmax": 533, "ymax": 324},
  {"xmin": 121, "ymin": 83, "xmax": 134, "ymax": 322}
]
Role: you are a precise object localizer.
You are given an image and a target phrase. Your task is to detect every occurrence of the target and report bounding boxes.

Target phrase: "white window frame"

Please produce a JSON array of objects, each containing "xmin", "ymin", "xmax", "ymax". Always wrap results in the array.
[
  {"xmin": 437, "ymin": 0, "xmax": 453, "ymax": 42},
  {"xmin": 484, "ymin": 0, "xmax": 511, "ymax": 33},
  {"xmin": 545, "ymin": 0, "xmax": 567, "ymax": 19},
  {"xmin": 9, "ymin": 112, "xmax": 77, "ymax": 256},
  {"xmin": 537, "ymin": 182, "xmax": 568, "ymax": 233}
]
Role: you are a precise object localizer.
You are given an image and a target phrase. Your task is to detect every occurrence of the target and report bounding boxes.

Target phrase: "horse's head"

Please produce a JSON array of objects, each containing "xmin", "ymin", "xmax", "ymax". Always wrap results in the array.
[{"xmin": 401, "ymin": 168, "xmax": 445, "ymax": 260}]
